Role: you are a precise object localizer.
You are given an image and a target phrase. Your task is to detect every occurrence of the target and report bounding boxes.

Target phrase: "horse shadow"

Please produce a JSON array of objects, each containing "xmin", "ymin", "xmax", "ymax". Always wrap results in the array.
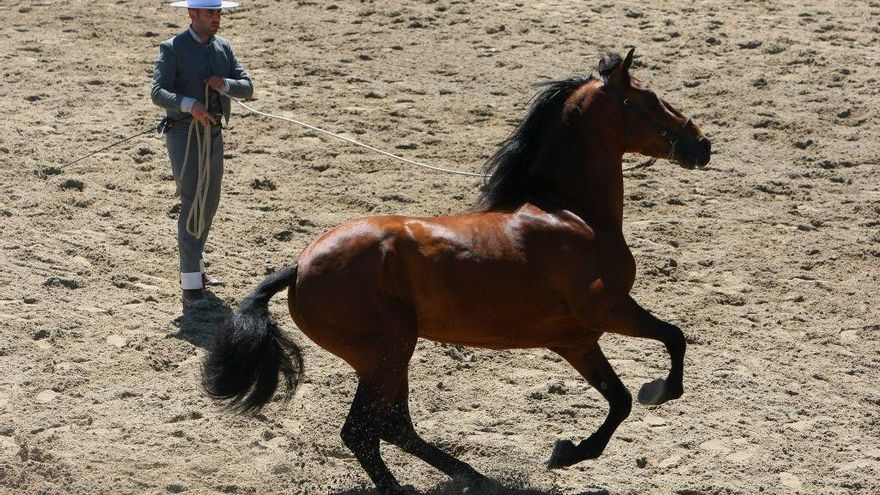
[
  {"xmin": 331, "ymin": 480, "xmax": 610, "ymax": 495},
  {"xmin": 169, "ymin": 291, "xmax": 232, "ymax": 349}
]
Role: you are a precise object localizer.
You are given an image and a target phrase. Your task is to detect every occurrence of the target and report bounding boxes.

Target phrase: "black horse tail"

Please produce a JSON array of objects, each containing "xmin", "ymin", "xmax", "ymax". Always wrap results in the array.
[{"xmin": 202, "ymin": 264, "xmax": 304, "ymax": 413}]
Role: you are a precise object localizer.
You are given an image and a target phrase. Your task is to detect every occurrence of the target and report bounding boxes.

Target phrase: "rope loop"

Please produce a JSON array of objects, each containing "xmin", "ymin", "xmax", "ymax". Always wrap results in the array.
[{"xmin": 176, "ymin": 84, "xmax": 213, "ymax": 239}]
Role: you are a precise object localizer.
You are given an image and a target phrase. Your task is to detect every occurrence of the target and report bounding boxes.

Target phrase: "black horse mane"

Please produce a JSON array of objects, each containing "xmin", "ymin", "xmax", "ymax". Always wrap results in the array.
[
  {"xmin": 476, "ymin": 54, "xmax": 622, "ymax": 210},
  {"xmin": 476, "ymin": 75, "xmax": 592, "ymax": 209}
]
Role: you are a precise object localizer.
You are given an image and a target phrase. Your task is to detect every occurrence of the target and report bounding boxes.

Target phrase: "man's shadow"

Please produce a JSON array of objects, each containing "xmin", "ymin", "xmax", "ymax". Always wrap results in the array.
[{"xmin": 169, "ymin": 291, "xmax": 232, "ymax": 349}]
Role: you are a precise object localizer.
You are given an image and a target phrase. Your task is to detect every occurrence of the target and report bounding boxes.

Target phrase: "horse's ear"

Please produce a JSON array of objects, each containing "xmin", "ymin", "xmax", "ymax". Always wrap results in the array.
[
  {"xmin": 622, "ymin": 48, "xmax": 635, "ymax": 75},
  {"xmin": 598, "ymin": 49, "xmax": 634, "ymax": 85}
]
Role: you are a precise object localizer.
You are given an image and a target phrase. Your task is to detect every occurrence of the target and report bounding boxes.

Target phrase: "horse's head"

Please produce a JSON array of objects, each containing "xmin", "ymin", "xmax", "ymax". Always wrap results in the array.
[{"xmin": 599, "ymin": 48, "xmax": 711, "ymax": 169}]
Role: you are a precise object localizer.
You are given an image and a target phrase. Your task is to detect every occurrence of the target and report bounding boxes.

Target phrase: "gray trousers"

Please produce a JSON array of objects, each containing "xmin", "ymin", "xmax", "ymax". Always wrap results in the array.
[{"xmin": 166, "ymin": 120, "xmax": 224, "ymax": 289}]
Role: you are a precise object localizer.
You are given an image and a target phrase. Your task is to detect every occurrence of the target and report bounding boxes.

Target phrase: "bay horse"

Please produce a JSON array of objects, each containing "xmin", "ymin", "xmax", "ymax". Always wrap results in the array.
[{"xmin": 203, "ymin": 48, "xmax": 711, "ymax": 494}]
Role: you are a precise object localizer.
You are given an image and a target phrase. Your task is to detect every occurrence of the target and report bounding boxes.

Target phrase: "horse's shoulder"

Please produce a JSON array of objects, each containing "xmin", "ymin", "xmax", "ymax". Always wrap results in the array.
[{"xmin": 512, "ymin": 206, "xmax": 596, "ymax": 240}]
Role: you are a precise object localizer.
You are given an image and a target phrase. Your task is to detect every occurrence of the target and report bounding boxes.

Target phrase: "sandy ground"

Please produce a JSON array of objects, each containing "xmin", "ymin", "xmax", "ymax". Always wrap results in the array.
[{"xmin": 1, "ymin": 0, "xmax": 879, "ymax": 494}]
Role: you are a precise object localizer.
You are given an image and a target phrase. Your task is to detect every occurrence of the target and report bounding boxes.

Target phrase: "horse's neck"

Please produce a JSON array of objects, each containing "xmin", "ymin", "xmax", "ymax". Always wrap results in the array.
[{"xmin": 536, "ymin": 134, "xmax": 625, "ymax": 231}]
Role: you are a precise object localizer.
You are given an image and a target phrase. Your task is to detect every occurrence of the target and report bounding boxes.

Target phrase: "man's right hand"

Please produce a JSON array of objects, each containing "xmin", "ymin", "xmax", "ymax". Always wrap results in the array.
[{"xmin": 191, "ymin": 101, "xmax": 218, "ymax": 125}]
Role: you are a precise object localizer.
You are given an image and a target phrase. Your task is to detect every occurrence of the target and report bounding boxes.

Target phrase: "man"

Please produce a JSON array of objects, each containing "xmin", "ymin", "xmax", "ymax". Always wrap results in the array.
[{"xmin": 151, "ymin": 0, "xmax": 253, "ymax": 308}]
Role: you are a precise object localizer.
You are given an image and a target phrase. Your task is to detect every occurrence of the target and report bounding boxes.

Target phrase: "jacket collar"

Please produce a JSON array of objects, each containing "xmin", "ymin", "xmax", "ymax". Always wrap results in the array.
[{"xmin": 187, "ymin": 26, "xmax": 214, "ymax": 45}]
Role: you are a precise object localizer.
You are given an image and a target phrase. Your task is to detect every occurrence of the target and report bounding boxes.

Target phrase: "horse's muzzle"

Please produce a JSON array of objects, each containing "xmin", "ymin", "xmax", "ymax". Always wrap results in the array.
[
  {"xmin": 695, "ymin": 137, "xmax": 711, "ymax": 167},
  {"xmin": 676, "ymin": 136, "xmax": 711, "ymax": 169}
]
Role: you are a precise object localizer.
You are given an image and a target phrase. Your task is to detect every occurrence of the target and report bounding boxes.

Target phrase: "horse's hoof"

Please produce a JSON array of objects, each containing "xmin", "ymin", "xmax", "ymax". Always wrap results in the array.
[
  {"xmin": 637, "ymin": 378, "xmax": 682, "ymax": 405},
  {"xmin": 547, "ymin": 439, "xmax": 578, "ymax": 469}
]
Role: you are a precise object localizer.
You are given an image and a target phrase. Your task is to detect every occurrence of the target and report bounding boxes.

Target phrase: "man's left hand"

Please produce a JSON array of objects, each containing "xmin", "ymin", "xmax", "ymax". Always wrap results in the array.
[{"xmin": 205, "ymin": 76, "xmax": 229, "ymax": 94}]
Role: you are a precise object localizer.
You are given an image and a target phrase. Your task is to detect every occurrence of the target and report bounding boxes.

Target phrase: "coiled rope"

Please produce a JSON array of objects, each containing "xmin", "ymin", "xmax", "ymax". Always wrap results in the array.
[{"xmin": 176, "ymin": 84, "xmax": 214, "ymax": 239}]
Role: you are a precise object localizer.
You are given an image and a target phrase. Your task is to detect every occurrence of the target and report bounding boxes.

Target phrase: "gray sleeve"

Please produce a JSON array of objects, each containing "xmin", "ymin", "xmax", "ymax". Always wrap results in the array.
[
  {"xmin": 151, "ymin": 42, "xmax": 185, "ymax": 111},
  {"xmin": 225, "ymin": 48, "xmax": 253, "ymax": 99}
]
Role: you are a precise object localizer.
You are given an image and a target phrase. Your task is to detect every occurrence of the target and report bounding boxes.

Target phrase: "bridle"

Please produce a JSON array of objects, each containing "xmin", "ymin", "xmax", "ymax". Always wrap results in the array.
[{"xmin": 601, "ymin": 76, "xmax": 692, "ymax": 161}]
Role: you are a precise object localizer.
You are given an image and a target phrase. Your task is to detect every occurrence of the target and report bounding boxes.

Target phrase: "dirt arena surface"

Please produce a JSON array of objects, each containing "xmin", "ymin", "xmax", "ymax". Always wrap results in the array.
[{"xmin": 1, "ymin": 0, "xmax": 878, "ymax": 494}]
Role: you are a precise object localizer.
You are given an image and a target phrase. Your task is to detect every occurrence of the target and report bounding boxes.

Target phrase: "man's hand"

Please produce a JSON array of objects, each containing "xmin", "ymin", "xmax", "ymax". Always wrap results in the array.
[
  {"xmin": 191, "ymin": 101, "xmax": 218, "ymax": 125},
  {"xmin": 205, "ymin": 76, "xmax": 229, "ymax": 94}
]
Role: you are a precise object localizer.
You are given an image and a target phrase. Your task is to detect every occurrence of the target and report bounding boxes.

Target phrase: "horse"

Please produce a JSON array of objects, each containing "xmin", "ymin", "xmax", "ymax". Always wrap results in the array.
[{"xmin": 202, "ymin": 48, "xmax": 711, "ymax": 494}]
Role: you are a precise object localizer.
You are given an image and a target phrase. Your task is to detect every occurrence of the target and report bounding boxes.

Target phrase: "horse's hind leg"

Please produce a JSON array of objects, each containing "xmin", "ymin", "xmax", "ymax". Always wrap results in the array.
[
  {"xmin": 379, "ymin": 373, "xmax": 494, "ymax": 489},
  {"xmin": 339, "ymin": 339, "xmax": 415, "ymax": 495},
  {"xmin": 341, "ymin": 377, "xmax": 404, "ymax": 494},
  {"xmin": 603, "ymin": 295, "xmax": 685, "ymax": 405},
  {"xmin": 547, "ymin": 342, "xmax": 631, "ymax": 469}
]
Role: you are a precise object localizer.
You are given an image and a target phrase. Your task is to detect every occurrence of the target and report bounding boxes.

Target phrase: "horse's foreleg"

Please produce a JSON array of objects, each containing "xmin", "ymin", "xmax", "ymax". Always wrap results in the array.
[
  {"xmin": 547, "ymin": 343, "xmax": 631, "ymax": 469},
  {"xmin": 603, "ymin": 295, "xmax": 686, "ymax": 405},
  {"xmin": 379, "ymin": 375, "xmax": 494, "ymax": 489}
]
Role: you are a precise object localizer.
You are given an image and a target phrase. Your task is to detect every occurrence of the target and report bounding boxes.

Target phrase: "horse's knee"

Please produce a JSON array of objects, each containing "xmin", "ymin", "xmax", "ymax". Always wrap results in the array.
[
  {"xmin": 664, "ymin": 324, "xmax": 686, "ymax": 356},
  {"xmin": 598, "ymin": 379, "xmax": 631, "ymax": 421},
  {"xmin": 612, "ymin": 387, "xmax": 632, "ymax": 420}
]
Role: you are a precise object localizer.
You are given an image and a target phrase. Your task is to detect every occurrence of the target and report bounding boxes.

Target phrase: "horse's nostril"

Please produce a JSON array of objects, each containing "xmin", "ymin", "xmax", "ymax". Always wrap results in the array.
[{"xmin": 699, "ymin": 137, "xmax": 711, "ymax": 154}]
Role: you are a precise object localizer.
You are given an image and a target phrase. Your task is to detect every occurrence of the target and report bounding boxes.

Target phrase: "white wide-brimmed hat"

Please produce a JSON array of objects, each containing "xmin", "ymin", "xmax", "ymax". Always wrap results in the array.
[{"xmin": 170, "ymin": 0, "xmax": 240, "ymax": 8}]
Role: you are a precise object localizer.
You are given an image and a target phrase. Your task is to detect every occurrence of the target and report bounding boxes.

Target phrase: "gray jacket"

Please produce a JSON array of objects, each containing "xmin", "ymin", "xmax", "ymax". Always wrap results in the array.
[{"xmin": 151, "ymin": 28, "xmax": 253, "ymax": 124}]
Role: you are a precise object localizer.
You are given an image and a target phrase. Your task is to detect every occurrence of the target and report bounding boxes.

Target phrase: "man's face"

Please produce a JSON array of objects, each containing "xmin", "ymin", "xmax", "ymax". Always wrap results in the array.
[{"xmin": 189, "ymin": 8, "xmax": 222, "ymax": 36}]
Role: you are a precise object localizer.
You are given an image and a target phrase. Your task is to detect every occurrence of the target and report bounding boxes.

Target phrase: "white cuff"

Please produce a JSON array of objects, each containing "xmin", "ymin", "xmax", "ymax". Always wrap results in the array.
[
  {"xmin": 199, "ymin": 259, "xmax": 205, "ymax": 273},
  {"xmin": 181, "ymin": 272, "xmax": 203, "ymax": 290},
  {"xmin": 180, "ymin": 96, "xmax": 196, "ymax": 113}
]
